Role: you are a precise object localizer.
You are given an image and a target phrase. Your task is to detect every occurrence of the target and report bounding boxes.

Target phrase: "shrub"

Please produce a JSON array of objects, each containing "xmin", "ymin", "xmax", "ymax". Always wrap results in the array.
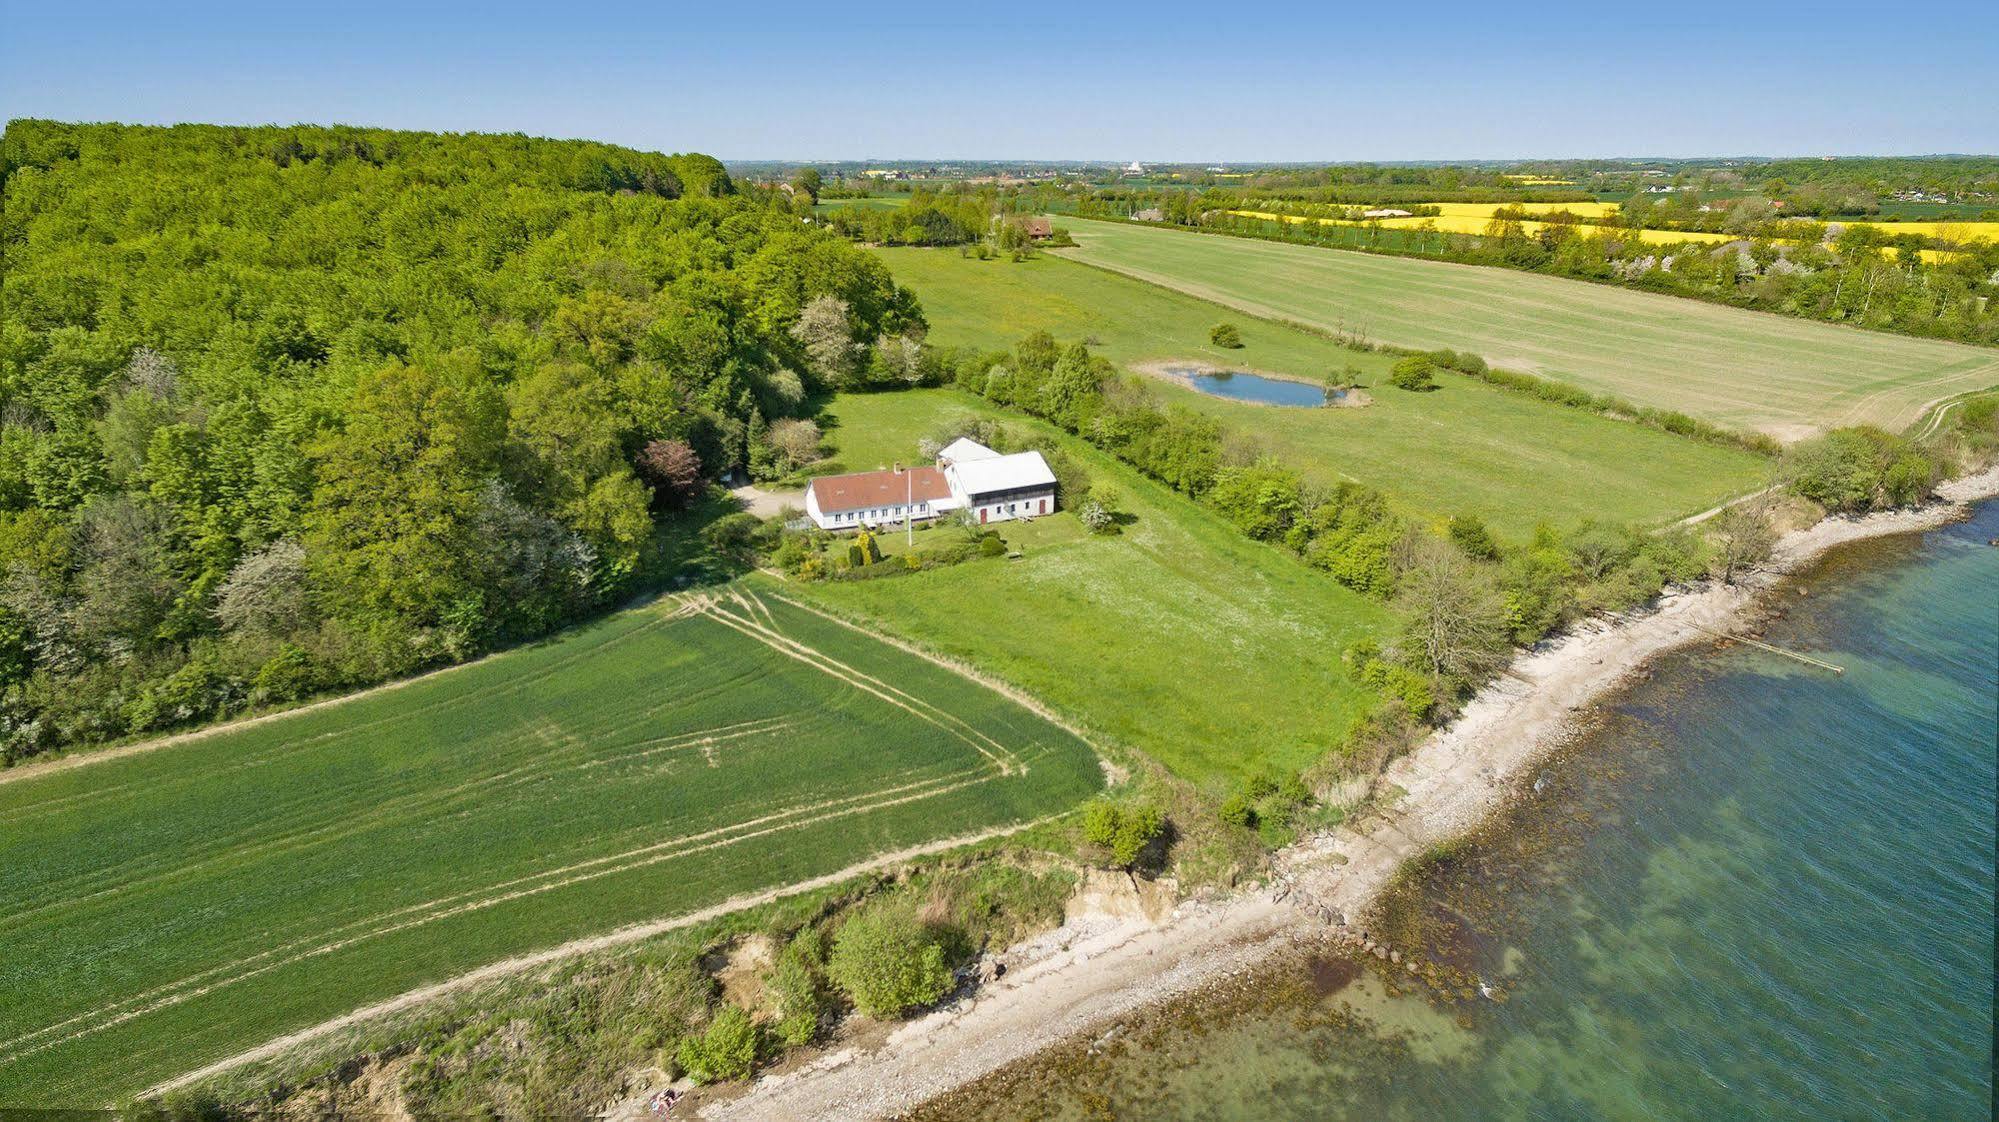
[
  {"xmin": 676, "ymin": 1004, "xmax": 760, "ymax": 1084},
  {"xmin": 1784, "ymin": 427, "xmax": 1898, "ymax": 512},
  {"xmin": 1446, "ymin": 514, "xmax": 1499, "ymax": 560},
  {"xmin": 702, "ymin": 512, "xmax": 763, "ymax": 558},
  {"xmin": 1206, "ymin": 458, "xmax": 1305, "ymax": 541},
  {"xmin": 1209, "ymin": 323, "xmax": 1244, "ymax": 348},
  {"xmin": 1218, "ymin": 792, "xmax": 1255, "ymax": 828},
  {"xmin": 1882, "ymin": 451, "xmax": 1938, "ymax": 507},
  {"xmin": 768, "ymin": 941, "xmax": 829, "ymax": 1046},
  {"xmin": 1080, "ymin": 799, "xmax": 1164, "ymax": 868},
  {"xmin": 1387, "ymin": 355, "xmax": 1436, "ymax": 391},
  {"xmin": 1346, "ymin": 639, "xmax": 1436, "ymax": 721},
  {"xmin": 977, "ymin": 534, "xmax": 1007, "ymax": 557},
  {"xmin": 827, "ymin": 906, "xmax": 953, "ymax": 1019}
]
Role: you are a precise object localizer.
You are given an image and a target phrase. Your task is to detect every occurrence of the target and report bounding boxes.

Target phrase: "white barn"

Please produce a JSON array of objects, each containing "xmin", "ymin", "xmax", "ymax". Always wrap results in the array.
[{"xmin": 803, "ymin": 439, "xmax": 1057, "ymax": 531}]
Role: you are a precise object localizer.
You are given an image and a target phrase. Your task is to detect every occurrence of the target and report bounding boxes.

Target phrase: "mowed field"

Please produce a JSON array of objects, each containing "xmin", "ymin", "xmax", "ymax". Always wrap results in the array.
[
  {"xmin": 791, "ymin": 390, "xmax": 1391, "ymax": 785},
  {"xmin": 0, "ymin": 592, "xmax": 1099, "ymax": 1104},
  {"xmin": 1055, "ymin": 217, "xmax": 1999, "ymax": 438},
  {"xmin": 875, "ymin": 249, "xmax": 1770, "ymax": 535}
]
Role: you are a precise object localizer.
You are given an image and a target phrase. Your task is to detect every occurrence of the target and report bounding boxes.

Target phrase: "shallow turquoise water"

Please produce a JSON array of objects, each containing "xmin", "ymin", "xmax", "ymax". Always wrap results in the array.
[{"xmin": 942, "ymin": 504, "xmax": 1997, "ymax": 1121}]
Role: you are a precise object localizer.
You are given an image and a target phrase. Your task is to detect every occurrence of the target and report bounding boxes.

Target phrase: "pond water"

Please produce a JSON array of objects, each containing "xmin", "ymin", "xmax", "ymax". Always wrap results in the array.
[
  {"xmin": 917, "ymin": 501, "xmax": 1998, "ymax": 1122},
  {"xmin": 1173, "ymin": 367, "xmax": 1336, "ymax": 407}
]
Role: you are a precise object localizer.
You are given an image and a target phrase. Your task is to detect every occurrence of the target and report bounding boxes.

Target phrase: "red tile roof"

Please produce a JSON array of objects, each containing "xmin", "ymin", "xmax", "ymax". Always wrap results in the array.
[{"xmin": 809, "ymin": 466, "xmax": 952, "ymax": 514}]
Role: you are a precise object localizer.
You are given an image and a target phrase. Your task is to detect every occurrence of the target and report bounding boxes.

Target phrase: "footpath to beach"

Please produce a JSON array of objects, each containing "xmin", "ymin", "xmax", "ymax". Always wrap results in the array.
[{"xmin": 696, "ymin": 464, "xmax": 1999, "ymax": 1122}]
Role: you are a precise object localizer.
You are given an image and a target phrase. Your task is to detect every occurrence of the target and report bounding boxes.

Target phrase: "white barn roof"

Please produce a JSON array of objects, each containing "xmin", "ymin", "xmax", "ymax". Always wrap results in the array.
[
  {"xmin": 950, "ymin": 450, "xmax": 1057, "ymax": 497},
  {"xmin": 938, "ymin": 437, "xmax": 999, "ymax": 464}
]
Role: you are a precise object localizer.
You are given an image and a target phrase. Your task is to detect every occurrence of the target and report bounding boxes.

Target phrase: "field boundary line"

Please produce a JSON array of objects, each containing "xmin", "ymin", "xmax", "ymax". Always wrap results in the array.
[
  {"xmin": 141, "ymin": 815, "xmax": 1059, "ymax": 1100},
  {"xmin": 755, "ymin": 586, "xmax": 1111, "ymax": 761}
]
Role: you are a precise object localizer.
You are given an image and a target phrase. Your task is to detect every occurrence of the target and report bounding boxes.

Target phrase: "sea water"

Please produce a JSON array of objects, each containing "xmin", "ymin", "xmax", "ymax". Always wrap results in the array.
[{"xmin": 924, "ymin": 502, "xmax": 1997, "ymax": 1121}]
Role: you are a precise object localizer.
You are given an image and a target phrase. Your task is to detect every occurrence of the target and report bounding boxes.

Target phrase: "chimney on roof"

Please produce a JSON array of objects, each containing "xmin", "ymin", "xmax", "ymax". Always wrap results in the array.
[{"xmin": 892, "ymin": 461, "xmax": 903, "ymax": 474}]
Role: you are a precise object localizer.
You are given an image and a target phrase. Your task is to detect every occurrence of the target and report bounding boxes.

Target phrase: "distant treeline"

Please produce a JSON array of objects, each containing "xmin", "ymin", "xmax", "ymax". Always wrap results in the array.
[{"xmin": 0, "ymin": 120, "xmax": 923, "ymax": 759}]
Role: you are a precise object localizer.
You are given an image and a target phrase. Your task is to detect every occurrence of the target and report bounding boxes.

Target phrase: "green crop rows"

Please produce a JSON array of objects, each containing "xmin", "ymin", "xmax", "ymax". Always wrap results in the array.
[{"xmin": 0, "ymin": 591, "xmax": 1099, "ymax": 1104}]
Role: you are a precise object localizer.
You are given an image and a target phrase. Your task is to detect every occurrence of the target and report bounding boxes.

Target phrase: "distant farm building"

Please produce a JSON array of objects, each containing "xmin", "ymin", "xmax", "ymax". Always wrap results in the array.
[
  {"xmin": 803, "ymin": 439, "xmax": 1057, "ymax": 530},
  {"xmin": 1021, "ymin": 216, "xmax": 1054, "ymax": 240},
  {"xmin": 1131, "ymin": 208, "xmax": 1166, "ymax": 222},
  {"xmin": 1363, "ymin": 208, "xmax": 1413, "ymax": 218}
]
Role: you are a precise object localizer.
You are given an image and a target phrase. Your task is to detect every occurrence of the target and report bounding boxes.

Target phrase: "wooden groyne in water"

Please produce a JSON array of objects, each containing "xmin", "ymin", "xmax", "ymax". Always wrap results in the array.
[{"xmin": 1694, "ymin": 624, "xmax": 1844, "ymax": 674}]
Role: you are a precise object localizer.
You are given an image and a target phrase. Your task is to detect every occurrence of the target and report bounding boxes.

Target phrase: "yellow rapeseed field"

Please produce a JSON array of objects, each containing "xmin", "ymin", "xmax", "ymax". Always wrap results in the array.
[
  {"xmin": 1831, "ymin": 220, "xmax": 1999, "ymax": 244},
  {"xmin": 1226, "ymin": 209, "xmax": 1738, "ymax": 245},
  {"xmin": 1226, "ymin": 209, "xmax": 1982, "ymax": 258},
  {"xmin": 1416, "ymin": 200, "xmax": 1621, "ymax": 219}
]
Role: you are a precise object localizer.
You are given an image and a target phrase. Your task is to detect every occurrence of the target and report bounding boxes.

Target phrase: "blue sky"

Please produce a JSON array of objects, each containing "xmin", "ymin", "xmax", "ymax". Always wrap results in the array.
[{"xmin": 3, "ymin": 1, "xmax": 1994, "ymax": 161}]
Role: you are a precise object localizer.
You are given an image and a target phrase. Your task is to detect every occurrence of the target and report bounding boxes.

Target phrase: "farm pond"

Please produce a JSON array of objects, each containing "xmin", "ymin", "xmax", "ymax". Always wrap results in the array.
[{"xmin": 1167, "ymin": 366, "xmax": 1347, "ymax": 408}]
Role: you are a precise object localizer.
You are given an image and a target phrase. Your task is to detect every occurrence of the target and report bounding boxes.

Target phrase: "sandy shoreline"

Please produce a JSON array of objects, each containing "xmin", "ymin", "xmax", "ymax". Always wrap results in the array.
[{"xmin": 703, "ymin": 464, "xmax": 1999, "ymax": 1121}]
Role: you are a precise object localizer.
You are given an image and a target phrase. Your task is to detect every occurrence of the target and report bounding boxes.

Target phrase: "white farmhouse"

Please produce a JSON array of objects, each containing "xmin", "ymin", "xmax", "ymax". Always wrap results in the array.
[{"xmin": 803, "ymin": 439, "xmax": 1057, "ymax": 531}]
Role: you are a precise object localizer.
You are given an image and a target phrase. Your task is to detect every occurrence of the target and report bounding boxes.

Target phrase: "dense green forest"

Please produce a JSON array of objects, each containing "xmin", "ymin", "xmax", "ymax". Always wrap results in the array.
[{"xmin": 0, "ymin": 120, "xmax": 922, "ymax": 759}]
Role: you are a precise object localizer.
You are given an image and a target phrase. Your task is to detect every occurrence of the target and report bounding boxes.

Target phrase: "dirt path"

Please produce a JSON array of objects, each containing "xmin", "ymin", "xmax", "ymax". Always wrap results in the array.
[
  {"xmin": 1672, "ymin": 482, "xmax": 1780, "ymax": 527},
  {"xmin": 729, "ymin": 484, "xmax": 806, "ymax": 519},
  {"xmin": 142, "ymin": 818, "xmax": 1057, "ymax": 1100},
  {"xmin": 701, "ymin": 464, "xmax": 1999, "ymax": 1121}
]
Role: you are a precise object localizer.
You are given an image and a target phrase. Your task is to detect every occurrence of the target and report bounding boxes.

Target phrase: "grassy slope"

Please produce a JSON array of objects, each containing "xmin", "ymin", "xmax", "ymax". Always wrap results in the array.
[
  {"xmin": 783, "ymin": 389, "xmax": 1392, "ymax": 786},
  {"xmin": 877, "ymin": 248, "xmax": 1771, "ymax": 538},
  {"xmin": 0, "ymin": 596, "xmax": 1098, "ymax": 1104},
  {"xmin": 1052, "ymin": 216, "xmax": 1999, "ymax": 437}
]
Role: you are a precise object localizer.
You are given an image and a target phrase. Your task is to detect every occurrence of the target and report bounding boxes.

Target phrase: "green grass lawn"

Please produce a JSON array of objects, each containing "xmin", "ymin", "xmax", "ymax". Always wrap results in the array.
[
  {"xmin": 876, "ymin": 248, "xmax": 1773, "ymax": 538},
  {"xmin": 0, "ymin": 595, "xmax": 1098, "ymax": 1105},
  {"xmin": 783, "ymin": 389, "xmax": 1393, "ymax": 788},
  {"xmin": 1051, "ymin": 217, "xmax": 1999, "ymax": 438}
]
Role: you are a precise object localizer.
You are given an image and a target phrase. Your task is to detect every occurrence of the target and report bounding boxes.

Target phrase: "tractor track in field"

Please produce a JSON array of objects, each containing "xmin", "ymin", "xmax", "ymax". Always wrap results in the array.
[
  {"xmin": 4, "ymin": 704, "xmax": 800, "ymax": 930},
  {"xmin": 752, "ymin": 586, "xmax": 1107, "ymax": 758},
  {"xmin": 1, "ymin": 768, "xmax": 999, "ymax": 1067},
  {"xmin": 692, "ymin": 591, "xmax": 1023, "ymax": 774},
  {"xmin": 139, "ymin": 815, "xmax": 1060, "ymax": 1101}
]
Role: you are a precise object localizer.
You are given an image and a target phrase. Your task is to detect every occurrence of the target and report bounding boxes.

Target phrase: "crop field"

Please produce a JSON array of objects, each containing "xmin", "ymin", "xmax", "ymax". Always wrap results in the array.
[
  {"xmin": 1229, "ymin": 208, "xmax": 1743, "ymax": 245},
  {"xmin": 1055, "ymin": 217, "xmax": 1999, "ymax": 438},
  {"xmin": 1294, "ymin": 201, "xmax": 1999, "ymax": 243},
  {"xmin": 876, "ymin": 249, "xmax": 1771, "ymax": 534},
  {"xmin": 813, "ymin": 195, "xmax": 910, "ymax": 212},
  {"xmin": 1379, "ymin": 201, "xmax": 1622, "ymax": 219},
  {"xmin": 0, "ymin": 592, "xmax": 1099, "ymax": 1104},
  {"xmin": 789, "ymin": 389, "xmax": 1391, "ymax": 786}
]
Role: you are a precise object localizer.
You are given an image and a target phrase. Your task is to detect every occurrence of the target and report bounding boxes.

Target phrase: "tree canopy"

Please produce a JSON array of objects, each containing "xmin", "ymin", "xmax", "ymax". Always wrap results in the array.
[{"xmin": 0, "ymin": 120, "xmax": 923, "ymax": 758}]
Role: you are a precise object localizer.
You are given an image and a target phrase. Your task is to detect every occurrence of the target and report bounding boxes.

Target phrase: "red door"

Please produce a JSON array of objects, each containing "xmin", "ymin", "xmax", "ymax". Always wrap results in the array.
[
  {"xmin": 1039, "ymin": 498, "xmax": 1048, "ymax": 514},
  {"xmin": 979, "ymin": 508, "xmax": 988, "ymax": 524}
]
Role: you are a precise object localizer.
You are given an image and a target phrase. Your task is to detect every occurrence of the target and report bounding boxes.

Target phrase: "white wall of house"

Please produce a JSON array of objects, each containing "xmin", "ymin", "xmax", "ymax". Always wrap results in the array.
[
  {"xmin": 967, "ymin": 489, "xmax": 1055, "ymax": 524},
  {"xmin": 804, "ymin": 492, "xmax": 941, "ymax": 531}
]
